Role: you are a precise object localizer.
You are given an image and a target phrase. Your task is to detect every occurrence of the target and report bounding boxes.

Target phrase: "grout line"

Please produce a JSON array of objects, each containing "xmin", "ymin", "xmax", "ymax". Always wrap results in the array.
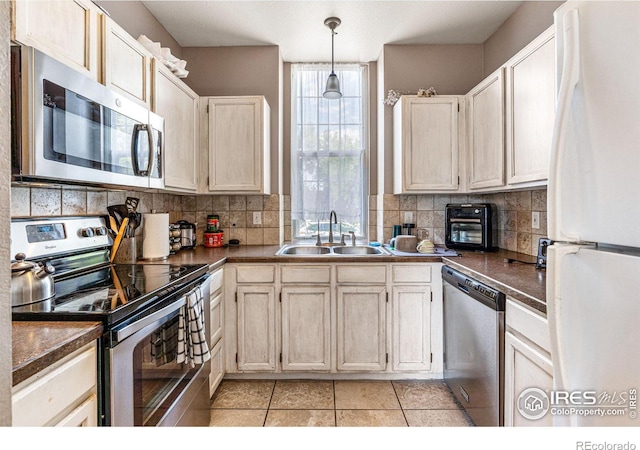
[
  {"xmin": 333, "ymin": 380, "xmax": 337, "ymax": 427},
  {"xmin": 390, "ymin": 381, "xmax": 409, "ymax": 427},
  {"xmin": 262, "ymin": 380, "xmax": 277, "ymax": 427}
]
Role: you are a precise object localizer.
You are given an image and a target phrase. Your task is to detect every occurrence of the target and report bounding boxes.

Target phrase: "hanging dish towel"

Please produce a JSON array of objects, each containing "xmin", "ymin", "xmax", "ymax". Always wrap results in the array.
[{"xmin": 177, "ymin": 286, "xmax": 211, "ymax": 368}]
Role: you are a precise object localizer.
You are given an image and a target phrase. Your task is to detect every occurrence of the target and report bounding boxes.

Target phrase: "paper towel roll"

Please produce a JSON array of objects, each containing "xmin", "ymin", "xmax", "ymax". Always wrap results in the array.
[{"xmin": 142, "ymin": 213, "xmax": 170, "ymax": 260}]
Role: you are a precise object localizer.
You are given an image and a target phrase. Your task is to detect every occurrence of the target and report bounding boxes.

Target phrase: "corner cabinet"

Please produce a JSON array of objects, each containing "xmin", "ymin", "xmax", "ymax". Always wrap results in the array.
[
  {"xmin": 466, "ymin": 68, "xmax": 506, "ymax": 190},
  {"xmin": 205, "ymin": 96, "xmax": 271, "ymax": 194},
  {"xmin": 11, "ymin": 0, "xmax": 100, "ymax": 80},
  {"xmin": 393, "ymin": 96, "xmax": 462, "ymax": 193},
  {"xmin": 153, "ymin": 61, "xmax": 199, "ymax": 192},
  {"xmin": 505, "ymin": 26, "xmax": 555, "ymax": 186}
]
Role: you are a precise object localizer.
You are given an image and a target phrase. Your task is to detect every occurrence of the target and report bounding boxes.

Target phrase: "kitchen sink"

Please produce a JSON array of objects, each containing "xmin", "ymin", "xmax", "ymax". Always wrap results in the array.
[{"xmin": 275, "ymin": 244, "xmax": 391, "ymax": 256}]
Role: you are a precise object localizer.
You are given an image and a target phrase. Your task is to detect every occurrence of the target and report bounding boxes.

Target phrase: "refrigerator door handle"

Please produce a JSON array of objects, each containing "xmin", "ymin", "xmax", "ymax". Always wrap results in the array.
[
  {"xmin": 546, "ymin": 243, "xmax": 581, "ymax": 426},
  {"xmin": 549, "ymin": 9, "xmax": 581, "ymax": 243}
]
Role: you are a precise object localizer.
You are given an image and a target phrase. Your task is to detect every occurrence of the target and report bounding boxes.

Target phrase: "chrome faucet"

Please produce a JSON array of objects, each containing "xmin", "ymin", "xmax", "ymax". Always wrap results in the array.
[{"xmin": 328, "ymin": 210, "xmax": 337, "ymax": 244}]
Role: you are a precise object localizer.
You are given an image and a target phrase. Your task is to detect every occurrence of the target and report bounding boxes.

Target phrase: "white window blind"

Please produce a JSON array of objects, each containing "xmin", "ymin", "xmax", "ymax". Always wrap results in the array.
[{"xmin": 291, "ymin": 63, "xmax": 368, "ymax": 239}]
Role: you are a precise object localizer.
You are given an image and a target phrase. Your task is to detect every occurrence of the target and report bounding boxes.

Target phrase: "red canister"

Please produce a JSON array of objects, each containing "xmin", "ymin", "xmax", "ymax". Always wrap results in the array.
[{"xmin": 204, "ymin": 231, "xmax": 224, "ymax": 248}]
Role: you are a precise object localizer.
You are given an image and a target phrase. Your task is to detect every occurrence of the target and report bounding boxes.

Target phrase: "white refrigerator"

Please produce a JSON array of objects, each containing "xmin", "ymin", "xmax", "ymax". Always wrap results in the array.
[{"xmin": 548, "ymin": 1, "xmax": 640, "ymax": 426}]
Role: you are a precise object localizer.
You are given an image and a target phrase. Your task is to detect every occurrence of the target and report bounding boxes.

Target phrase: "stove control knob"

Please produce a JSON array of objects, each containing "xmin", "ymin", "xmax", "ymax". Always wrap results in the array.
[
  {"xmin": 93, "ymin": 226, "xmax": 108, "ymax": 236},
  {"xmin": 81, "ymin": 227, "xmax": 95, "ymax": 238}
]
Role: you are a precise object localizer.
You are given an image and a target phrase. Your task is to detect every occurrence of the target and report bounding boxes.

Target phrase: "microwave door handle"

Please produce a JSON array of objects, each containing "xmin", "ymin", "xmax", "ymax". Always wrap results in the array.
[
  {"xmin": 130, "ymin": 123, "xmax": 144, "ymax": 176},
  {"xmin": 144, "ymin": 122, "xmax": 155, "ymax": 177}
]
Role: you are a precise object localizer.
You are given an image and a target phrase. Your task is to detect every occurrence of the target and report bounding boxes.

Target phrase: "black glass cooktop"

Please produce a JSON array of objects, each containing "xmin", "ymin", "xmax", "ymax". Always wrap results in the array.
[{"xmin": 12, "ymin": 263, "xmax": 209, "ymax": 327}]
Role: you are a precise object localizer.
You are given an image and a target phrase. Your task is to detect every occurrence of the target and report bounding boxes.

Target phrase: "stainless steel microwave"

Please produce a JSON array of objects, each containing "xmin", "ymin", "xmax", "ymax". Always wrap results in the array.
[{"xmin": 11, "ymin": 46, "xmax": 164, "ymax": 189}]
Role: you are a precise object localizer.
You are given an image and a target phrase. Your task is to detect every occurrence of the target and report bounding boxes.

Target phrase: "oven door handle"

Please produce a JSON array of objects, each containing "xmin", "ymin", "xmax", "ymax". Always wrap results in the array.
[
  {"xmin": 449, "ymin": 218, "xmax": 482, "ymax": 223},
  {"xmin": 115, "ymin": 296, "xmax": 186, "ymax": 343}
]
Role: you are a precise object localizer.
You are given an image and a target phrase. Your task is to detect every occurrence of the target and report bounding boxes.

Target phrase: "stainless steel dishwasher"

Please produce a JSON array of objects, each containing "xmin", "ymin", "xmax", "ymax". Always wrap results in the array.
[{"xmin": 442, "ymin": 265, "xmax": 505, "ymax": 426}]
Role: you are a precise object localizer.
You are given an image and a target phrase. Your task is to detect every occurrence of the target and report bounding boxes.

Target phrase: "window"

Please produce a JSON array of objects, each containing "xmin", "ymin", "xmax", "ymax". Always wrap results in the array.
[{"xmin": 291, "ymin": 64, "xmax": 368, "ymax": 240}]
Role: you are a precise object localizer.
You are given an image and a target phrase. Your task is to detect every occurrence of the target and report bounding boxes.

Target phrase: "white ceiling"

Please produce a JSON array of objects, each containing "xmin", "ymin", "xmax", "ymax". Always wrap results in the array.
[{"xmin": 141, "ymin": 0, "xmax": 523, "ymax": 62}]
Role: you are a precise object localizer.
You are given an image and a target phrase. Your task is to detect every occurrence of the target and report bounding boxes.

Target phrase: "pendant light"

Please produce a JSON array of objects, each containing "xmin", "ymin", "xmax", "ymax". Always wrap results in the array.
[{"xmin": 323, "ymin": 17, "xmax": 342, "ymax": 99}]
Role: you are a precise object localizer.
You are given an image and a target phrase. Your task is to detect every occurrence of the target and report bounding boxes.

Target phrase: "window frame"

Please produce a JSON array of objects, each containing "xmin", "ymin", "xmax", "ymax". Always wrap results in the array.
[{"xmin": 289, "ymin": 63, "xmax": 370, "ymax": 242}]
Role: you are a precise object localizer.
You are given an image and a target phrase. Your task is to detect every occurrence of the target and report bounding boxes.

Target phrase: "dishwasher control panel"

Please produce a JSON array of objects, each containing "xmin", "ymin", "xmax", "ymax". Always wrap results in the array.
[{"xmin": 442, "ymin": 265, "xmax": 505, "ymax": 311}]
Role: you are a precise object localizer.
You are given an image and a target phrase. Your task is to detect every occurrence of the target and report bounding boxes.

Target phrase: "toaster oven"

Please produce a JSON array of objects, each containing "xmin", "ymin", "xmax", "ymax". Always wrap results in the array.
[{"xmin": 445, "ymin": 203, "xmax": 497, "ymax": 251}]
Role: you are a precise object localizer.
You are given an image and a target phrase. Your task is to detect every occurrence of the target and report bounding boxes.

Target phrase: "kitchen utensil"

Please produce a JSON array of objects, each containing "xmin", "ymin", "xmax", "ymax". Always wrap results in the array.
[
  {"xmin": 108, "ymin": 215, "xmax": 118, "ymax": 236},
  {"xmin": 11, "ymin": 253, "xmax": 55, "ymax": 306},
  {"xmin": 125, "ymin": 197, "xmax": 139, "ymax": 213},
  {"xmin": 110, "ymin": 217, "xmax": 129, "ymax": 262}
]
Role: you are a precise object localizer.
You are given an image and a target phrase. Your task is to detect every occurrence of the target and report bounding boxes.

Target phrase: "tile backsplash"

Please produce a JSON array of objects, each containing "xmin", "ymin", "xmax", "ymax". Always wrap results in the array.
[
  {"xmin": 10, "ymin": 185, "xmax": 285, "ymax": 247},
  {"xmin": 11, "ymin": 184, "xmax": 545, "ymax": 254},
  {"xmin": 378, "ymin": 188, "xmax": 547, "ymax": 256}
]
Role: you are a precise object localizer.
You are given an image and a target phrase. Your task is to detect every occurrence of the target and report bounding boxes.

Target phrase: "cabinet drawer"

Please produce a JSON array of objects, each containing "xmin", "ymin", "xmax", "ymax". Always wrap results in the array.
[
  {"xmin": 281, "ymin": 265, "xmax": 331, "ymax": 284},
  {"xmin": 209, "ymin": 267, "xmax": 224, "ymax": 293},
  {"xmin": 210, "ymin": 291, "xmax": 223, "ymax": 346},
  {"xmin": 336, "ymin": 265, "xmax": 386, "ymax": 284},
  {"xmin": 506, "ymin": 299, "xmax": 550, "ymax": 353},
  {"xmin": 236, "ymin": 265, "xmax": 275, "ymax": 283},
  {"xmin": 391, "ymin": 265, "xmax": 432, "ymax": 283},
  {"xmin": 13, "ymin": 343, "xmax": 97, "ymax": 426}
]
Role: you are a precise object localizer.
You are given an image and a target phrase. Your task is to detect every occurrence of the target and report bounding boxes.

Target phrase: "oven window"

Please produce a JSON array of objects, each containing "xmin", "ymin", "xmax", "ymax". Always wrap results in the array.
[
  {"xmin": 450, "ymin": 223, "xmax": 483, "ymax": 244},
  {"xmin": 132, "ymin": 314, "xmax": 198, "ymax": 426}
]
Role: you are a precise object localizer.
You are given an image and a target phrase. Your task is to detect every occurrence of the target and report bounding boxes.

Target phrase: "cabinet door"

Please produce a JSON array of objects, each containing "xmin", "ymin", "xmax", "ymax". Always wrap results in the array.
[
  {"xmin": 504, "ymin": 331, "xmax": 554, "ymax": 426},
  {"xmin": 101, "ymin": 15, "xmax": 152, "ymax": 107},
  {"xmin": 392, "ymin": 285, "xmax": 431, "ymax": 371},
  {"xmin": 506, "ymin": 27, "xmax": 555, "ymax": 185},
  {"xmin": 207, "ymin": 96, "xmax": 270, "ymax": 193},
  {"xmin": 393, "ymin": 96, "xmax": 459, "ymax": 193},
  {"xmin": 54, "ymin": 395, "xmax": 98, "ymax": 427},
  {"xmin": 281, "ymin": 286, "xmax": 331, "ymax": 371},
  {"xmin": 154, "ymin": 61, "xmax": 199, "ymax": 191},
  {"xmin": 336, "ymin": 286, "xmax": 386, "ymax": 371},
  {"xmin": 11, "ymin": 0, "xmax": 99, "ymax": 79},
  {"xmin": 209, "ymin": 339, "xmax": 224, "ymax": 398},
  {"xmin": 236, "ymin": 285, "xmax": 277, "ymax": 371},
  {"xmin": 467, "ymin": 68, "xmax": 505, "ymax": 190}
]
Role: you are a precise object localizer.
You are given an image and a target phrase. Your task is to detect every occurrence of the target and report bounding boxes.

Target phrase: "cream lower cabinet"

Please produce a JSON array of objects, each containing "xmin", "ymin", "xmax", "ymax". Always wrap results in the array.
[
  {"xmin": 208, "ymin": 267, "xmax": 225, "ymax": 396},
  {"xmin": 225, "ymin": 262, "xmax": 442, "ymax": 376},
  {"xmin": 281, "ymin": 286, "xmax": 332, "ymax": 371},
  {"xmin": 12, "ymin": 342, "xmax": 98, "ymax": 426},
  {"xmin": 11, "ymin": 0, "xmax": 100, "ymax": 80},
  {"xmin": 504, "ymin": 299, "xmax": 554, "ymax": 426},
  {"xmin": 336, "ymin": 285, "xmax": 387, "ymax": 371}
]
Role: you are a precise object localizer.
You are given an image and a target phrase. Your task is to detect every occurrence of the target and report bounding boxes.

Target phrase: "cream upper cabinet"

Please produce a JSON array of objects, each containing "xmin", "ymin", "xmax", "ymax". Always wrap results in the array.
[
  {"xmin": 153, "ymin": 61, "xmax": 199, "ymax": 192},
  {"xmin": 503, "ymin": 299, "xmax": 553, "ymax": 427},
  {"xmin": 393, "ymin": 96, "xmax": 461, "ymax": 193},
  {"xmin": 101, "ymin": 15, "xmax": 152, "ymax": 107},
  {"xmin": 467, "ymin": 68, "xmax": 506, "ymax": 190},
  {"xmin": 11, "ymin": 0, "xmax": 100, "ymax": 79},
  {"xmin": 206, "ymin": 96, "xmax": 271, "ymax": 194},
  {"xmin": 505, "ymin": 27, "xmax": 555, "ymax": 186}
]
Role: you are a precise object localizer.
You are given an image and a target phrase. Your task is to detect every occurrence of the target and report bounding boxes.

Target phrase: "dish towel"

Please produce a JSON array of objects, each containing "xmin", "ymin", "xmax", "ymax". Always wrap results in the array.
[
  {"xmin": 150, "ymin": 319, "xmax": 179, "ymax": 365},
  {"xmin": 177, "ymin": 286, "xmax": 211, "ymax": 368}
]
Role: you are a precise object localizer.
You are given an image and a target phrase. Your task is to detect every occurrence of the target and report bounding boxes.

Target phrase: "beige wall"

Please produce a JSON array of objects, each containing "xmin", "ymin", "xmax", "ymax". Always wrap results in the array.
[
  {"xmin": 1, "ymin": 0, "xmax": 12, "ymax": 426},
  {"xmin": 94, "ymin": 0, "xmax": 183, "ymax": 58},
  {"xmin": 483, "ymin": 1, "xmax": 564, "ymax": 76},
  {"xmin": 181, "ymin": 46, "xmax": 282, "ymax": 194},
  {"xmin": 380, "ymin": 44, "xmax": 484, "ymax": 194}
]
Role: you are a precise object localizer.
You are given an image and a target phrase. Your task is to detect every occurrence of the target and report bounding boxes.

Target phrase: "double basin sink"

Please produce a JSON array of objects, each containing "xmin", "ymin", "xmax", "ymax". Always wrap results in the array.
[{"xmin": 276, "ymin": 244, "xmax": 391, "ymax": 256}]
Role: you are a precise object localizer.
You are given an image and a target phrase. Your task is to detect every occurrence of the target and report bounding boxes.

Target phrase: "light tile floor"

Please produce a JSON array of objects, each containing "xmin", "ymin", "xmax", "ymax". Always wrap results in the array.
[{"xmin": 209, "ymin": 379, "xmax": 474, "ymax": 427}]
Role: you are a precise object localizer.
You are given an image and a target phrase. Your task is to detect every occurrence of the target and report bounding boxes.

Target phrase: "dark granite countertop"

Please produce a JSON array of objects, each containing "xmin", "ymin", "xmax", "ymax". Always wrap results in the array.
[
  {"xmin": 443, "ymin": 249, "xmax": 546, "ymax": 314},
  {"xmin": 167, "ymin": 244, "xmax": 546, "ymax": 314},
  {"xmin": 12, "ymin": 322, "xmax": 103, "ymax": 386}
]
